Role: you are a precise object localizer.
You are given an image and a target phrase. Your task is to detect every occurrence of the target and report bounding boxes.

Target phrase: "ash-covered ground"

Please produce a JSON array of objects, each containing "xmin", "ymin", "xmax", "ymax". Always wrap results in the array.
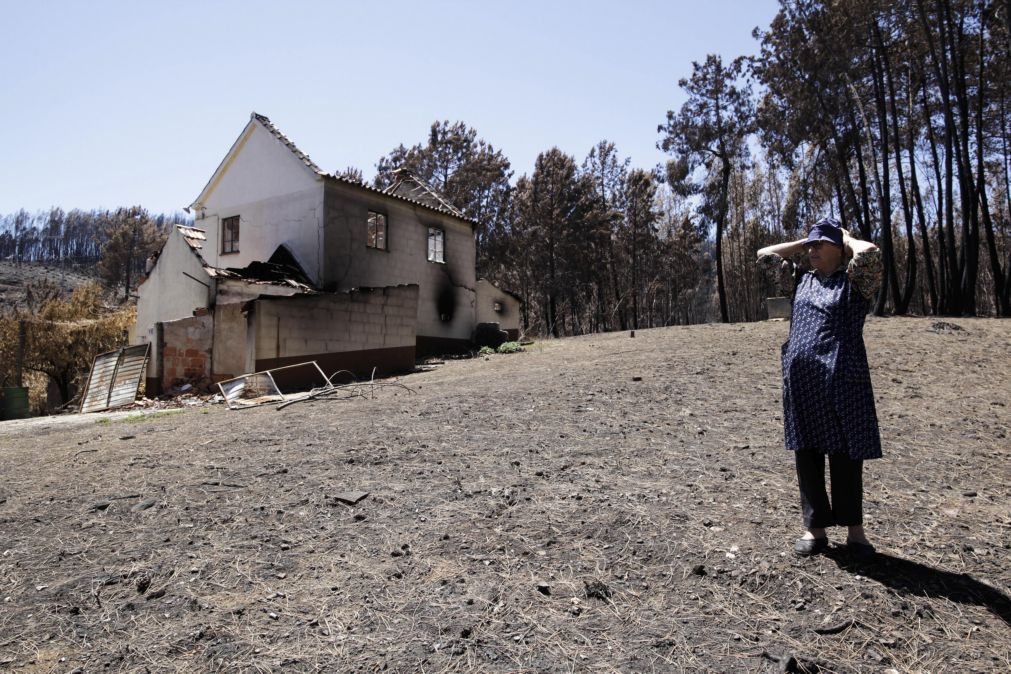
[{"xmin": 1, "ymin": 317, "xmax": 1008, "ymax": 673}]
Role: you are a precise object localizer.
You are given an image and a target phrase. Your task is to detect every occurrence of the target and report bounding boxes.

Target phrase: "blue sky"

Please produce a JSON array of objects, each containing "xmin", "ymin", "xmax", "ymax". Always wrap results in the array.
[{"xmin": 1, "ymin": 0, "xmax": 780, "ymax": 215}]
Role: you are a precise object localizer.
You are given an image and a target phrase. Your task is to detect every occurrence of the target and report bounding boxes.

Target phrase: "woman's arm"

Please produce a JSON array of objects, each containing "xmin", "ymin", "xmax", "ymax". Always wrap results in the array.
[
  {"xmin": 842, "ymin": 230, "xmax": 882, "ymax": 300},
  {"xmin": 756, "ymin": 238, "xmax": 809, "ymax": 260},
  {"xmin": 757, "ymin": 238, "xmax": 806, "ymax": 298}
]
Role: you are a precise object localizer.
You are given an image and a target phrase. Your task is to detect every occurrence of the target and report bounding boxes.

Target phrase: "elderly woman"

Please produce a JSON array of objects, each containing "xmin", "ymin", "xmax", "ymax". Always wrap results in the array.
[{"xmin": 757, "ymin": 217, "xmax": 882, "ymax": 558}]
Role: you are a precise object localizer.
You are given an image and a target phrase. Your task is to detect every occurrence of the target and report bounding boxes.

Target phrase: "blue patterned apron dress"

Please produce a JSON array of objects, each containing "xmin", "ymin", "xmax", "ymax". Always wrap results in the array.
[{"xmin": 781, "ymin": 269, "xmax": 882, "ymax": 460}]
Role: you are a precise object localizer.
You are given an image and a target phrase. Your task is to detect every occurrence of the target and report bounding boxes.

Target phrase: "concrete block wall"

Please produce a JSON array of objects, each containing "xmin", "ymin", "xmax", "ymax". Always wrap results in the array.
[
  {"xmin": 160, "ymin": 314, "xmax": 213, "ymax": 387},
  {"xmin": 252, "ymin": 285, "xmax": 419, "ymax": 362}
]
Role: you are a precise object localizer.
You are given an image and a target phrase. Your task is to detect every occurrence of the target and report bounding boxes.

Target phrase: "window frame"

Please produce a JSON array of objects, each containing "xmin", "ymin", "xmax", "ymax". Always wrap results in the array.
[
  {"xmin": 366, "ymin": 210, "xmax": 388, "ymax": 251},
  {"xmin": 427, "ymin": 227, "xmax": 445, "ymax": 264},
  {"xmin": 221, "ymin": 215, "xmax": 240, "ymax": 254}
]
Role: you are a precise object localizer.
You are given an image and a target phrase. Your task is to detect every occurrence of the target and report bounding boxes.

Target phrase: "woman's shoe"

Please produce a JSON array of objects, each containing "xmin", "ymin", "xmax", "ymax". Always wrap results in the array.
[{"xmin": 793, "ymin": 537, "xmax": 829, "ymax": 556}]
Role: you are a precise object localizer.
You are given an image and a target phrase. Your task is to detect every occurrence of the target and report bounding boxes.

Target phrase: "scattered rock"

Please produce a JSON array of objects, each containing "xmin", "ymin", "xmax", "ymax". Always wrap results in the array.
[
  {"xmin": 584, "ymin": 580, "xmax": 611, "ymax": 600},
  {"xmin": 333, "ymin": 491, "xmax": 369, "ymax": 506},
  {"xmin": 930, "ymin": 321, "xmax": 965, "ymax": 333},
  {"xmin": 130, "ymin": 498, "xmax": 157, "ymax": 512},
  {"xmin": 813, "ymin": 618, "xmax": 854, "ymax": 635},
  {"xmin": 536, "ymin": 582, "xmax": 551, "ymax": 596}
]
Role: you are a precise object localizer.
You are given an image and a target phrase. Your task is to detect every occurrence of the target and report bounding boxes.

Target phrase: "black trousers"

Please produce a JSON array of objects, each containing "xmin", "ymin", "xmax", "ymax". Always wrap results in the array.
[{"xmin": 795, "ymin": 449, "xmax": 863, "ymax": 529}]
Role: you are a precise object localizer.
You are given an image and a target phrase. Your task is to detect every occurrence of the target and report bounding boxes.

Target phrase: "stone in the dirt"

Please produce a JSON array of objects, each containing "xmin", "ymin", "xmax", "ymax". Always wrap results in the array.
[
  {"xmin": 584, "ymin": 580, "xmax": 611, "ymax": 600},
  {"xmin": 536, "ymin": 582, "xmax": 551, "ymax": 596},
  {"xmin": 691, "ymin": 564, "xmax": 707, "ymax": 576},
  {"xmin": 145, "ymin": 588, "xmax": 166, "ymax": 601},
  {"xmin": 131, "ymin": 498, "xmax": 156, "ymax": 512},
  {"xmin": 333, "ymin": 491, "xmax": 369, "ymax": 505},
  {"xmin": 962, "ymin": 491, "xmax": 977, "ymax": 497}
]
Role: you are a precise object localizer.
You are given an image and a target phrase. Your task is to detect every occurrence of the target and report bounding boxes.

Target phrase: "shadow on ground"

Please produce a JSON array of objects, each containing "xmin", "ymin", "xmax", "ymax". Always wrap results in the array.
[{"xmin": 828, "ymin": 549, "xmax": 1011, "ymax": 627}]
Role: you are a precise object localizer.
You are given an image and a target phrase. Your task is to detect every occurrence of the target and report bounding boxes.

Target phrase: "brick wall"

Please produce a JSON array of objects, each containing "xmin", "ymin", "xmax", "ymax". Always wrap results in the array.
[{"xmin": 160, "ymin": 314, "xmax": 212, "ymax": 387}]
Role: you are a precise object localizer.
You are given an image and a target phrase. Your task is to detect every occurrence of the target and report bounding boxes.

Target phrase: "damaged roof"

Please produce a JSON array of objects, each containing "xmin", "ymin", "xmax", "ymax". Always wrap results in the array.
[
  {"xmin": 177, "ymin": 225, "xmax": 207, "ymax": 249},
  {"xmin": 478, "ymin": 278, "xmax": 524, "ymax": 303},
  {"xmin": 166, "ymin": 225, "xmax": 315, "ymax": 292},
  {"xmin": 211, "ymin": 244, "xmax": 316, "ymax": 290},
  {"xmin": 383, "ymin": 169, "xmax": 467, "ymax": 219},
  {"xmin": 196, "ymin": 112, "xmax": 476, "ymax": 227}
]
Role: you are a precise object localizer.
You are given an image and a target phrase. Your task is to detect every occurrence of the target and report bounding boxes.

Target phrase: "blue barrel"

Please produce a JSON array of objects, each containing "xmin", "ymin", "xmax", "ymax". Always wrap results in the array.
[{"xmin": 0, "ymin": 387, "xmax": 30, "ymax": 420}]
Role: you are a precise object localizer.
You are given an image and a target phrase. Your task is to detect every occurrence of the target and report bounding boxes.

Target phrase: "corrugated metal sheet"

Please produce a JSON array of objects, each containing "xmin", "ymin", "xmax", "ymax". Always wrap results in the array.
[{"xmin": 80, "ymin": 344, "xmax": 150, "ymax": 413}]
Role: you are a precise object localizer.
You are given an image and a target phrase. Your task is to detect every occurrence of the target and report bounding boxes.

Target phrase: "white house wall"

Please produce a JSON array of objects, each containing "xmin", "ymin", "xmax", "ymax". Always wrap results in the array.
[
  {"xmin": 195, "ymin": 121, "xmax": 325, "ymax": 284},
  {"xmin": 135, "ymin": 228, "xmax": 213, "ymax": 377}
]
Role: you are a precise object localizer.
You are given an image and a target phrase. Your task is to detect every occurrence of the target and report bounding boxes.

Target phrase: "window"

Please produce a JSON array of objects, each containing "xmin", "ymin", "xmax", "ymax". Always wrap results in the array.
[
  {"xmin": 221, "ymin": 215, "xmax": 240, "ymax": 254},
  {"xmin": 367, "ymin": 211, "xmax": 387, "ymax": 250},
  {"xmin": 427, "ymin": 227, "xmax": 445, "ymax": 263}
]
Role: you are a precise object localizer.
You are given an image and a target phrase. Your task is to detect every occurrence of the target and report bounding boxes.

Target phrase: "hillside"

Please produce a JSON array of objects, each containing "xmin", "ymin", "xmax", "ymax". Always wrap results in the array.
[
  {"xmin": 0, "ymin": 260, "xmax": 101, "ymax": 312},
  {"xmin": 0, "ymin": 318, "xmax": 1008, "ymax": 672}
]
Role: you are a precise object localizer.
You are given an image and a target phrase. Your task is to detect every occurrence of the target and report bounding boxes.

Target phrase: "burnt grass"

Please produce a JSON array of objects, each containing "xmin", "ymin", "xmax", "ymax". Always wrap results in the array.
[{"xmin": 1, "ymin": 317, "xmax": 1009, "ymax": 673}]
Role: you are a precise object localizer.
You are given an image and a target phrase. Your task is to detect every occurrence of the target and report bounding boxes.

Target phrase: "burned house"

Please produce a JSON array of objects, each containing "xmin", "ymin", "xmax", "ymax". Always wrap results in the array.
[{"xmin": 134, "ymin": 112, "xmax": 519, "ymax": 392}]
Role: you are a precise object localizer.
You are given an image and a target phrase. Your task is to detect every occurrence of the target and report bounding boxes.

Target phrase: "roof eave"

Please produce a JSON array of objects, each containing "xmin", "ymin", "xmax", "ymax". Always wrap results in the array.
[
  {"xmin": 323, "ymin": 174, "xmax": 478, "ymax": 229},
  {"xmin": 190, "ymin": 112, "xmax": 325, "ymax": 213}
]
